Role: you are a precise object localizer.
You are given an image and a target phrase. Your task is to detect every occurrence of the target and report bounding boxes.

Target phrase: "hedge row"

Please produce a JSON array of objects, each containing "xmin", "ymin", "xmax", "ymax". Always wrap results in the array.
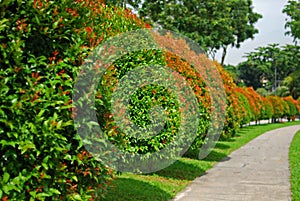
[
  {"xmin": 1, "ymin": 0, "xmax": 299, "ymax": 200},
  {"xmin": 216, "ymin": 62, "xmax": 300, "ymax": 139},
  {"xmin": 0, "ymin": 0, "xmax": 148, "ymax": 200}
]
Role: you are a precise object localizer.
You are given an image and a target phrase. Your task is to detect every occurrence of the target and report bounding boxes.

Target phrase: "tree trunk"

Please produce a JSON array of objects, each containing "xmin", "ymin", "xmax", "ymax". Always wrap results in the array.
[{"xmin": 221, "ymin": 46, "xmax": 227, "ymax": 65}]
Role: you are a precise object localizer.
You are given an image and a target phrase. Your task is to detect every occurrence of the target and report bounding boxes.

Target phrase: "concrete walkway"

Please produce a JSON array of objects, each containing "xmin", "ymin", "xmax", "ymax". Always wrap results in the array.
[{"xmin": 173, "ymin": 125, "xmax": 300, "ymax": 201}]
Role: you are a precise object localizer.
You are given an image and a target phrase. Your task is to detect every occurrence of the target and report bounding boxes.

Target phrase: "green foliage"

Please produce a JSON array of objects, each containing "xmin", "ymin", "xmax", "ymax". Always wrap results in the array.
[
  {"xmin": 138, "ymin": 0, "xmax": 262, "ymax": 59},
  {"xmin": 223, "ymin": 64, "xmax": 243, "ymax": 86},
  {"xmin": 278, "ymin": 70, "xmax": 300, "ymax": 100},
  {"xmin": 236, "ymin": 92, "xmax": 252, "ymax": 125},
  {"xmin": 95, "ymin": 48, "xmax": 212, "ymax": 165},
  {"xmin": 290, "ymin": 130, "xmax": 300, "ymax": 201},
  {"xmin": 267, "ymin": 96, "xmax": 285, "ymax": 119},
  {"xmin": 283, "ymin": 97, "xmax": 298, "ymax": 120},
  {"xmin": 215, "ymin": 62, "xmax": 240, "ymax": 139},
  {"xmin": 96, "ymin": 50, "xmax": 178, "ymax": 155},
  {"xmin": 0, "ymin": 0, "xmax": 148, "ymax": 200},
  {"xmin": 238, "ymin": 44, "xmax": 300, "ymax": 91},
  {"xmin": 283, "ymin": 0, "xmax": 300, "ymax": 43},
  {"xmin": 256, "ymin": 88, "xmax": 269, "ymax": 97},
  {"xmin": 260, "ymin": 97, "xmax": 273, "ymax": 121},
  {"xmin": 102, "ymin": 121, "xmax": 300, "ymax": 201},
  {"xmin": 0, "ymin": 0, "xmax": 299, "ymax": 200}
]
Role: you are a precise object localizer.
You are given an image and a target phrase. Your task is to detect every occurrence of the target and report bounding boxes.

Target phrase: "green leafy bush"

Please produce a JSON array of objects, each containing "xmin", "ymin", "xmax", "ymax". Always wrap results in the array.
[
  {"xmin": 260, "ymin": 97, "xmax": 274, "ymax": 121},
  {"xmin": 267, "ymin": 96, "xmax": 285, "ymax": 120},
  {"xmin": 93, "ymin": 36, "xmax": 214, "ymax": 166},
  {"xmin": 0, "ymin": 0, "xmax": 148, "ymax": 200},
  {"xmin": 235, "ymin": 91, "xmax": 252, "ymax": 126},
  {"xmin": 215, "ymin": 62, "xmax": 240, "ymax": 139},
  {"xmin": 283, "ymin": 96, "xmax": 297, "ymax": 120}
]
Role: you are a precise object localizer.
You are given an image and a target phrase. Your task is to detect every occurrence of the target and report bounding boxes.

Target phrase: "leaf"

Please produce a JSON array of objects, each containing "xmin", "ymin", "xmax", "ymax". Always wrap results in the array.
[
  {"xmin": 73, "ymin": 194, "xmax": 82, "ymax": 200},
  {"xmin": 3, "ymin": 172, "xmax": 10, "ymax": 183},
  {"xmin": 49, "ymin": 188, "xmax": 61, "ymax": 195},
  {"xmin": 72, "ymin": 175, "xmax": 78, "ymax": 182},
  {"xmin": 36, "ymin": 192, "xmax": 52, "ymax": 199}
]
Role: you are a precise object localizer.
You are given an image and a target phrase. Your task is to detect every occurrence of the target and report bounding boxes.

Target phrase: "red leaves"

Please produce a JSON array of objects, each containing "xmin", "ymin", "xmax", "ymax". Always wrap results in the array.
[
  {"xmin": 33, "ymin": 0, "xmax": 43, "ymax": 10},
  {"xmin": 85, "ymin": 26, "xmax": 93, "ymax": 34},
  {"xmin": 53, "ymin": 6, "xmax": 59, "ymax": 15},
  {"xmin": 145, "ymin": 23, "xmax": 151, "ymax": 28},
  {"xmin": 2, "ymin": 196, "xmax": 9, "ymax": 201},
  {"xmin": 16, "ymin": 19, "xmax": 28, "ymax": 32},
  {"xmin": 66, "ymin": 8, "xmax": 79, "ymax": 17},
  {"xmin": 49, "ymin": 50, "xmax": 60, "ymax": 62}
]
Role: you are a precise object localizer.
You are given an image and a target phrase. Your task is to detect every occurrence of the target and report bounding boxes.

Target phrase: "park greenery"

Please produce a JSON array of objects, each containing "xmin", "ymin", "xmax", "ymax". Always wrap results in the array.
[
  {"xmin": 290, "ymin": 130, "xmax": 300, "ymax": 201},
  {"xmin": 229, "ymin": 0, "xmax": 300, "ymax": 100},
  {"xmin": 0, "ymin": 0, "xmax": 299, "ymax": 200},
  {"xmin": 102, "ymin": 121, "xmax": 300, "ymax": 201},
  {"xmin": 107, "ymin": 0, "xmax": 263, "ymax": 64}
]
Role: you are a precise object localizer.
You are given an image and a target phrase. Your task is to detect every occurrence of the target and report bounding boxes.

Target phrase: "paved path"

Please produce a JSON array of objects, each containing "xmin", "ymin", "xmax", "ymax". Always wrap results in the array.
[{"xmin": 173, "ymin": 125, "xmax": 300, "ymax": 201}]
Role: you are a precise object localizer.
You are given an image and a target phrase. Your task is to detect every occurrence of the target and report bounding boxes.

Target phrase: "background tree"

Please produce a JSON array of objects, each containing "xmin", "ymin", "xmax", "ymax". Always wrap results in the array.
[
  {"xmin": 256, "ymin": 88, "xmax": 269, "ymax": 97},
  {"xmin": 137, "ymin": 0, "xmax": 262, "ymax": 64},
  {"xmin": 223, "ymin": 64, "xmax": 243, "ymax": 86},
  {"xmin": 283, "ymin": 0, "xmax": 300, "ymax": 43},
  {"xmin": 277, "ymin": 70, "xmax": 300, "ymax": 99},
  {"xmin": 105, "ymin": 0, "xmax": 141, "ymax": 10},
  {"xmin": 238, "ymin": 44, "xmax": 300, "ymax": 91},
  {"xmin": 238, "ymin": 60, "xmax": 264, "ymax": 89}
]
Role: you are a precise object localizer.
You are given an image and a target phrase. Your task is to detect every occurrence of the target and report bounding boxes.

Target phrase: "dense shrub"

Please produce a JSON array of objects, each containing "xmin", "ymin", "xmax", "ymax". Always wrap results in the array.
[
  {"xmin": 260, "ymin": 96, "xmax": 274, "ymax": 121},
  {"xmin": 0, "ymin": 0, "xmax": 149, "ymax": 200},
  {"xmin": 1, "ymin": 0, "xmax": 299, "ymax": 199},
  {"xmin": 235, "ymin": 91, "xmax": 253, "ymax": 126},
  {"xmin": 283, "ymin": 96, "xmax": 298, "ymax": 120},
  {"xmin": 267, "ymin": 96, "xmax": 285, "ymax": 121},
  {"xmin": 236, "ymin": 87, "xmax": 263, "ymax": 122},
  {"xmin": 215, "ymin": 62, "xmax": 240, "ymax": 139},
  {"xmin": 94, "ymin": 31, "xmax": 221, "ymax": 164}
]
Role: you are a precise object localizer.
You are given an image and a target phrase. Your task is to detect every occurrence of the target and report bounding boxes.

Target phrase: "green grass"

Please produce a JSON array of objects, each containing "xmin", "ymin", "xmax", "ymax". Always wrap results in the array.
[
  {"xmin": 102, "ymin": 121, "xmax": 300, "ymax": 201},
  {"xmin": 290, "ymin": 129, "xmax": 300, "ymax": 201}
]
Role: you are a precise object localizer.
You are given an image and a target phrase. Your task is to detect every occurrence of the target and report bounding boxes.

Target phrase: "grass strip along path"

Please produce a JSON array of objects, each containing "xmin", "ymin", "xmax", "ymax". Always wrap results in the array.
[
  {"xmin": 290, "ymin": 130, "xmax": 300, "ymax": 201},
  {"xmin": 103, "ymin": 121, "xmax": 300, "ymax": 201}
]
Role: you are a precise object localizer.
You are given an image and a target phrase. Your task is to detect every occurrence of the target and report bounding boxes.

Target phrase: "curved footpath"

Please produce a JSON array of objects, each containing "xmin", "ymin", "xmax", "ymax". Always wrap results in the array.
[{"xmin": 172, "ymin": 125, "xmax": 300, "ymax": 201}]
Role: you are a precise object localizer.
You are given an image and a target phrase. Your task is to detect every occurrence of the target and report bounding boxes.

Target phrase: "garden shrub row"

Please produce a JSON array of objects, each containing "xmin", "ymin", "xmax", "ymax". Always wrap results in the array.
[
  {"xmin": 1, "ymin": 0, "xmax": 300, "ymax": 200},
  {"xmin": 216, "ymin": 63, "xmax": 300, "ymax": 139},
  {"xmin": 0, "ymin": 0, "xmax": 149, "ymax": 200}
]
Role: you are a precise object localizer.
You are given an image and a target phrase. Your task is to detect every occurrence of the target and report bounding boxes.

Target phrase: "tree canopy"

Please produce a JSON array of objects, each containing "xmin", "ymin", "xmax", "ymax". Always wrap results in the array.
[
  {"xmin": 237, "ymin": 44, "xmax": 300, "ymax": 98},
  {"xmin": 105, "ymin": 0, "xmax": 262, "ymax": 64},
  {"xmin": 283, "ymin": 0, "xmax": 300, "ymax": 43}
]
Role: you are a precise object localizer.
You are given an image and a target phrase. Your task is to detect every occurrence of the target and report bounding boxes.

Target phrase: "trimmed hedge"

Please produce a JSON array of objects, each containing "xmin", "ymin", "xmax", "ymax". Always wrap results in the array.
[
  {"xmin": 1, "ymin": 0, "xmax": 300, "ymax": 200},
  {"xmin": 0, "ymin": 0, "xmax": 148, "ymax": 200}
]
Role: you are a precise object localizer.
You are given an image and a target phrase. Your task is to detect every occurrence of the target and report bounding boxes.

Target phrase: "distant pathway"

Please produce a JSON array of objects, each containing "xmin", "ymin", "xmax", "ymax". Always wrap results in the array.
[{"xmin": 173, "ymin": 125, "xmax": 300, "ymax": 201}]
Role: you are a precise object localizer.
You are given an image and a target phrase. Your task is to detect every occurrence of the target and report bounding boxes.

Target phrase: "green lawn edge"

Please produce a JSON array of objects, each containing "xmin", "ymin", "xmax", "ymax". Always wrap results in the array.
[
  {"xmin": 103, "ymin": 121, "xmax": 300, "ymax": 201},
  {"xmin": 290, "ymin": 129, "xmax": 300, "ymax": 201}
]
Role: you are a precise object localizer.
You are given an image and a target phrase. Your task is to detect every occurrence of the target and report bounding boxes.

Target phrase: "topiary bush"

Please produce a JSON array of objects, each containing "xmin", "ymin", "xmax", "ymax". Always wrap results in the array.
[
  {"xmin": 235, "ymin": 90, "xmax": 253, "ymax": 126},
  {"xmin": 267, "ymin": 96, "xmax": 285, "ymax": 122},
  {"xmin": 283, "ymin": 96, "xmax": 298, "ymax": 121},
  {"xmin": 92, "ymin": 30, "xmax": 219, "ymax": 164},
  {"xmin": 260, "ymin": 96, "xmax": 273, "ymax": 122},
  {"xmin": 0, "ymin": 0, "xmax": 149, "ymax": 200},
  {"xmin": 215, "ymin": 62, "xmax": 240, "ymax": 139}
]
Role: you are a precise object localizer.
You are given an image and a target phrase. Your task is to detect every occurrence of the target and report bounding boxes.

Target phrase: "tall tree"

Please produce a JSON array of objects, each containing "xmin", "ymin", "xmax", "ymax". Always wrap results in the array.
[
  {"xmin": 238, "ymin": 60, "xmax": 264, "ymax": 89},
  {"xmin": 277, "ymin": 70, "xmax": 300, "ymax": 99},
  {"xmin": 238, "ymin": 44, "xmax": 300, "ymax": 91},
  {"xmin": 137, "ymin": 0, "xmax": 262, "ymax": 63},
  {"xmin": 223, "ymin": 64, "xmax": 243, "ymax": 86},
  {"xmin": 283, "ymin": 0, "xmax": 300, "ymax": 43},
  {"xmin": 105, "ymin": 0, "xmax": 141, "ymax": 10}
]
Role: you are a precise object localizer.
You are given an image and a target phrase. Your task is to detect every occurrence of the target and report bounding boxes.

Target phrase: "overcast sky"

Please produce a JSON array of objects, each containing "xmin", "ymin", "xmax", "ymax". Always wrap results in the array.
[{"xmin": 215, "ymin": 0, "xmax": 294, "ymax": 66}]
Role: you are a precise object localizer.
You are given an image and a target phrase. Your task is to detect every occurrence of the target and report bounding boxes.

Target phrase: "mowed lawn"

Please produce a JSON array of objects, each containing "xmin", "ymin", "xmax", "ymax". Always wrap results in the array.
[
  {"xmin": 102, "ymin": 121, "xmax": 300, "ymax": 201},
  {"xmin": 290, "ymin": 129, "xmax": 300, "ymax": 201}
]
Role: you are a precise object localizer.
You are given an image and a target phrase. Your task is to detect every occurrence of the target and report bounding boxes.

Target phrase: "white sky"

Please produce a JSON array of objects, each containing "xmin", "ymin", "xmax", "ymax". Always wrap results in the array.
[{"xmin": 215, "ymin": 0, "xmax": 294, "ymax": 66}]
